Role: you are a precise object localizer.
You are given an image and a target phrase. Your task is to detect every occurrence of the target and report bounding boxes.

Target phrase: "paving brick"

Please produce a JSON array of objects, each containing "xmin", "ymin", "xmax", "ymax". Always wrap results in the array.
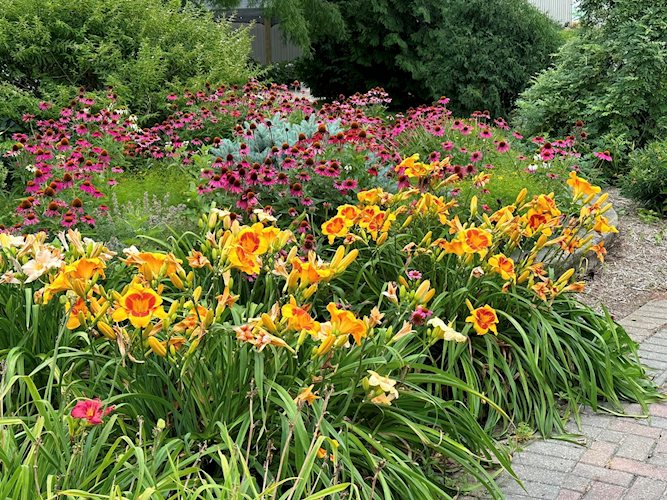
[
  {"xmin": 643, "ymin": 335, "xmax": 667, "ymax": 348},
  {"xmin": 615, "ymin": 435, "xmax": 656, "ymax": 461},
  {"xmin": 558, "ymin": 489, "xmax": 583, "ymax": 500},
  {"xmin": 623, "ymin": 477, "xmax": 667, "ymax": 500},
  {"xmin": 513, "ymin": 451, "xmax": 576, "ymax": 473},
  {"xmin": 571, "ymin": 463, "xmax": 634, "ymax": 487},
  {"xmin": 511, "ymin": 464, "xmax": 567, "ymax": 486},
  {"xmin": 578, "ymin": 414, "xmax": 613, "ymax": 429},
  {"xmin": 501, "ymin": 477, "xmax": 561, "ymax": 499},
  {"xmin": 596, "ymin": 430, "xmax": 627, "ymax": 444},
  {"xmin": 562, "ymin": 475, "xmax": 594, "ymax": 493},
  {"xmin": 654, "ymin": 435, "xmax": 667, "ymax": 454},
  {"xmin": 525, "ymin": 440, "xmax": 586, "ymax": 461},
  {"xmin": 646, "ymin": 452, "xmax": 667, "ymax": 467},
  {"xmin": 648, "ymin": 416, "xmax": 667, "ymax": 430},
  {"xmin": 580, "ymin": 440, "xmax": 618, "ymax": 467},
  {"xmin": 564, "ymin": 423, "xmax": 606, "ymax": 440},
  {"xmin": 607, "ymin": 419, "xmax": 662, "ymax": 439},
  {"xmin": 638, "ymin": 350, "xmax": 667, "ymax": 363},
  {"xmin": 582, "ymin": 481, "xmax": 627, "ymax": 499},
  {"xmin": 609, "ymin": 457, "xmax": 667, "ymax": 480},
  {"xmin": 639, "ymin": 342, "xmax": 667, "ymax": 354},
  {"xmin": 649, "ymin": 403, "xmax": 667, "ymax": 418}
]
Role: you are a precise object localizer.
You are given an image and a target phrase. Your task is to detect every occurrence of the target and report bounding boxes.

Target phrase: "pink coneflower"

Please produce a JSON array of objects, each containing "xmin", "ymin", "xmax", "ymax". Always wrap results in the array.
[
  {"xmin": 290, "ymin": 182, "xmax": 303, "ymax": 197},
  {"xmin": 495, "ymin": 140, "xmax": 510, "ymax": 153},
  {"xmin": 397, "ymin": 174, "xmax": 410, "ymax": 189},
  {"xmin": 71, "ymin": 398, "xmax": 114, "ymax": 425},
  {"xmin": 546, "ymin": 173, "xmax": 558, "ymax": 179},
  {"xmin": 407, "ymin": 270, "xmax": 422, "ymax": 280},
  {"xmin": 512, "ymin": 131, "xmax": 524, "ymax": 140},
  {"xmin": 340, "ymin": 178, "xmax": 358, "ymax": 191},
  {"xmin": 540, "ymin": 148, "xmax": 555, "ymax": 161},
  {"xmin": 38, "ymin": 101, "xmax": 52, "ymax": 111},
  {"xmin": 469, "ymin": 151, "xmax": 483, "ymax": 163},
  {"xmin": 166, "ymin": 94, "xmax": 178, "ymax": 101},
  {"xmin": 451, "ymin": 120, "xmax": 463, "ymax": 130},
  {"xmin": 301, "ymin": 197, "xmax": 314, "ymax": 206},
  {"xmin": 479, "ymin": 128, "xmax": 493, "ymax": 139},
  {"xmin": 594, "ymin": 151, "xmax": 612, "ymax": 162},
  {"xmin": 532, "ymin": 136, "xmax": 545, "ymax": 144},
  {"xmin": 460, "ymin": 125, "xmax": 472, "ymax": 135},
  {"xmin": 410, "ymin": 305, "xmax": 432, "ymax": 326},
  {"xmin": 441, "ymin": 141, "xmax": 454, "ymax": 151},
  {"xmin": 484, "ymin": 163, "xmax": 495, "ymax": 170},
  {"xmin": 297, "ymin": 220, "xmax": 311, "ymax": 234}
]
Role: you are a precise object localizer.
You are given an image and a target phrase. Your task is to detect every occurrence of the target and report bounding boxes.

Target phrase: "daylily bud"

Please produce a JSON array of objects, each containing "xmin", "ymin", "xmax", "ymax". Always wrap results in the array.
[
  {"xmin": 303, "ymin": 284, "xmax": 318, "ymax": 299},
  {"xmin": 376, "ymin": 232, "xmax": 388, "ymax": 245},
  {"xmin": 97, "ymin": 321, "xmax": 116, "ymax": 340},
  {"xmin": 147, "ymin": 336, "xmax": 167, "ymax": 357},
  {"xmin": 193, "ymin": 286, "xmax": 202, "ymax": 302},
  {"xmin": 470, "ymin": 196, "xmax": 478, "ymax": 217}
]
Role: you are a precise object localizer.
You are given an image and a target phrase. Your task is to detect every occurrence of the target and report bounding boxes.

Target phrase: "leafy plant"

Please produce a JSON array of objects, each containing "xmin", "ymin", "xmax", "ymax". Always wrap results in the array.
[
  {"xmin": 515, "ymin": 0, "xmax": 667, "ymax": 176},
  {"xmin": 297, "ymin": 0, "xmax": 562, "ymax": 115},
  {"xmin": 0, "ymin": 0, "xmax": 254, "ymax": 126},
  {"xmin": 621, "ymin": 138, "xmax": 667, "ymax": 213}
]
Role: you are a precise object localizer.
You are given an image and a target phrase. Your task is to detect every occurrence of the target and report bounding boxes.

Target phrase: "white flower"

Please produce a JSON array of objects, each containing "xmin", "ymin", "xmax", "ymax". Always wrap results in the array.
[
  {"xmin": 528, "ymin": 164, "xmax": 538, "ymax": 173},
  {"xmin": 427, "ymin": 317, "xmax": 467, "ymax": 343},
  {"xmin": 0, "ymin": 233, "xmax": 25, "ymax": 249},
  {"xmin": 367, "ymin": 370, "xmax": 399, "ymax": 397},
  {"xmin": 21, "ymin": 248, "xmax": 63, "ymax": 283}
]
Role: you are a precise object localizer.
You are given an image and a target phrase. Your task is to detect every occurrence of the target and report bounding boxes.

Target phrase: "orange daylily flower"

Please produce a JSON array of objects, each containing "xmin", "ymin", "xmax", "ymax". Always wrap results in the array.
[
  {"xmin": 321, "ymin": 216, "xmax": 351, "ymax": 244},
  {"xmin": 282, "ymin": 296, "xmax": 320, "ymax": 335},
  {"xmin": 326, "ymin": 303, "xmax": 367, "ymax": 346},
  {"xmin": 294, "ymin": 385, "xmax": 319, "ymax": 406},
  {"xmin": 123, "ymin": 251, "xmax": 183, "ymax": 282},
  {"xmin": 588, "ymin": 242, "xmax": 607, "ymax": 262},
  {"xmin": 459, "ymin": 227, "xmax": 493, "ymax": 257},
  {"xmin": 567, "ymin": 171, "xmax": 601, "ymax": 199},
  {"xmin": 465, "ymin": 300, "xmax": 499, "ymax": 335},
  {"xmin": 112, "ymin": 281, "xmax": 167, "ymax": 329},
  {"xmin": 488, "ymin": 253, "xmax": 516, "ymax": 281}
]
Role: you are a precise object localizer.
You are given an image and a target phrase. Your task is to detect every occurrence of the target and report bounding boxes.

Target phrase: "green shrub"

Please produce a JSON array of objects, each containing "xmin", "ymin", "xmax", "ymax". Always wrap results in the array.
[
  {"xmin": 621, "ymin": 139, "xmax": 667, "ymax": 213},
  {"xmin": 515, "ymin": 0, "xmax": 667, "ymax": 176},
  {"xmin": 0, "ymin": 0, "xmax": 254, "ymax": 125},
  {"xmin": 297, "ymin": 0, "xmax": 562, "ymax": 116}
]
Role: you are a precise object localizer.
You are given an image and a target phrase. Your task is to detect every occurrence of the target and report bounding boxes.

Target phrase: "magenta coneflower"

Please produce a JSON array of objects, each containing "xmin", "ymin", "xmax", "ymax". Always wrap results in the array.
[
  {"xmin": 441, "ymin": 141, "xmax": 454, "ymax": 151},
  {"xmin": 594, "ymin": 151, "xmax": 612, "ymax": 162},
  {"xmin": 460, "ymin": 125, "xmax": 472, "ymax": 136},
  {"xmin": 301, "ymin": 197, "xmax": 314, "ymax": 206},
  {"xmin": 540, "ymin": 148, "xmax": 555, "ymax": 161},
  {"xmin": 407, "ymin": 270, "xmax": 422, "ymax": 280},
  {"xmin": 290, "ymin": 182, "xmax": 303, "ymax": 197},
  {"xmin": 512, "ymin": 131, "xmax": 524, "ymax": 140},
  {"xmin": 410, "ymin": 305, "xmax": 432, "ymax": 326},
  {"xmin": 479, "ymin": 128, "xmax": 493, "ymax": 139},
  {"xmin": 495, "ymin": 140, "xmax": 510, "ymax": 153},
  {"xmin": 469, "ymin": 151, "xmax": 483, "ymax": 163}
]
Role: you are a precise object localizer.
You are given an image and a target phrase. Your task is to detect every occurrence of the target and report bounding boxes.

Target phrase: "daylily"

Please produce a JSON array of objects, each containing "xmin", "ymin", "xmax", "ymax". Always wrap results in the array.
[
  {"xmin": 465, "ymin": 300, "xmax": 499, "ymax": 335},
  {"xmin": 427, "ymin": 317, "xmax": 467, "ymax": 343},
  {"xmin": 488, "ymin": 253, "xmax": 516, "ymax": 281},
  {"xmin": 326, "ymin": 303, "xmax": 367, "ymax": 346},
  {"xmin": 112, "ymin": 281, "xmax": 167, "ymax": 329},
  {"xmin": 71, "ymin": 398, "xmax": 114, "ymax": 425}
]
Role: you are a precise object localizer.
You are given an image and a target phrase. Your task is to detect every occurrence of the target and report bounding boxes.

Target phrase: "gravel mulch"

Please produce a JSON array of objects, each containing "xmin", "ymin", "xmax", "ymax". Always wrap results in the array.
[{"xmin": 578, "ymin": 188, "xmax": 667, "ymax": 320}]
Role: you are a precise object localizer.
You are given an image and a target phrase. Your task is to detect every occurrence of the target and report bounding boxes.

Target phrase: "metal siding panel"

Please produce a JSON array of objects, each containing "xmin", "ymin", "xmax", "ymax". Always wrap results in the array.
[{"xmin": 528, "ymin": 0, "xmax": 572, "ymax": 24}]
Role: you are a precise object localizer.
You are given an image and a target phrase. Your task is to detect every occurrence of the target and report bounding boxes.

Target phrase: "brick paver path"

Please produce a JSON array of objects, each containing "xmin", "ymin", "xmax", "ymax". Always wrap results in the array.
[{"xmin": 498, "ymin": 299, "xmax": 667, "ymax": 499}]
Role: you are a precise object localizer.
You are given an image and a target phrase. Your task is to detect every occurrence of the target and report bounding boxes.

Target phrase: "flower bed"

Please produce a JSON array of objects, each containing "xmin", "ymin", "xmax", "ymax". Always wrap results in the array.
[{"xmin": 0, "ymin": 84, "xmax": 659, "ymax": 498}]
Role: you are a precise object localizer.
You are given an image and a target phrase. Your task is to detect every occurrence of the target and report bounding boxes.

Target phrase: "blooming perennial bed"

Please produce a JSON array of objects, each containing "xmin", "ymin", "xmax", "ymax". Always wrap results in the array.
[{"xmin": 0, "ymin": 84, "xmax": 659, "ymax": 499}]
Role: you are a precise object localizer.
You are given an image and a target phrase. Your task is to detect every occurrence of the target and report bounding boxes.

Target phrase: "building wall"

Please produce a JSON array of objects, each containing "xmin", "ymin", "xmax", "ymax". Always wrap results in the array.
[
  {"xmin": 232, "ymin": 22, "xmax": 302, "ymax": 64},
  {"xmin": 231, "ymin": 0, "xmax": 572, "ymax": 65},
  {"xmin": 528, "ymin": 0, "xmax": 573, "ymax": 25}
]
